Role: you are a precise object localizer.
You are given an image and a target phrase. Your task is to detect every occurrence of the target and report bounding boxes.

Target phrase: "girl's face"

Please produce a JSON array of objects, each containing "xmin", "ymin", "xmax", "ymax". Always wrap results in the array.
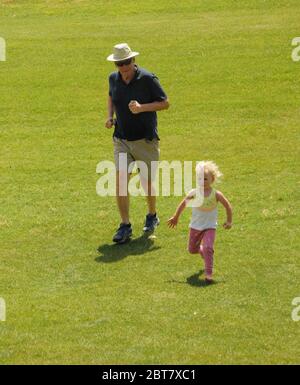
[{"xmin": 203, "ymin": 170, "xmax": 214, "ymax": 188}]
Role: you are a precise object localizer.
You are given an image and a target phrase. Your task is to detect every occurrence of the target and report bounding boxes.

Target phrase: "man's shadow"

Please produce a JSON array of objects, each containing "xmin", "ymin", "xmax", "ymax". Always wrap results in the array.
[{"xmin": 95, "ymin": 233, "xmax": 160, "ymax": 263}]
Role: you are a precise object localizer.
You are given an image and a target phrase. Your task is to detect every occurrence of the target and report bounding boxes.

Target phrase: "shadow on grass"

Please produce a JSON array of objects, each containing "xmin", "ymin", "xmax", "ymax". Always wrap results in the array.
[
  {"xmin": 168, "ymin": 270, "xmax": 219, "ymax": 288},
  {"xmin": 95, "ymin": 233, "xmax": 161, "ymax": 263}
]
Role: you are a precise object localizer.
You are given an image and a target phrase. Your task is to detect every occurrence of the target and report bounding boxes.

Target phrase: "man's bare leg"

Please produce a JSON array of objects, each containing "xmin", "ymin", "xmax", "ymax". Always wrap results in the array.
[
  {"xmin": 146, "ymin": 179, "xmax": 156, "ymax": 215},
  {"xmin": 140, "ymin": 177, "xmax": 159, "ymax": 232},
  {"xmin": 116, "ymin": 171, "xmax": 130, "ymax": 224},
  {"xmin": 112, "ymin": 171, "xmax": 133, "ymax": 243}
]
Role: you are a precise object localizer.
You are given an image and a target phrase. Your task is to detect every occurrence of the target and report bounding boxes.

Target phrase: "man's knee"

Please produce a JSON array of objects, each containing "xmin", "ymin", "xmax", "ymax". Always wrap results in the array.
[
  {"xmin": 140, "ymin": 176, "xmax": 156, "ymax": 196},
  {"xmin": 116, "ymin": 172, "xmax": 130, "ymax": 195}
]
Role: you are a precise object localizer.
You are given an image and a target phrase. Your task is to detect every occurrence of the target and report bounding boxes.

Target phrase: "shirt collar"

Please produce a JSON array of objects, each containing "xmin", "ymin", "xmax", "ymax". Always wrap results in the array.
[
  {"xmin": 135, "ymin": 65, "xmax": 142, "ymax": 80},
  {"xmin": 117, "ymin": 65, "xmax": 141, "ymax": 83}
]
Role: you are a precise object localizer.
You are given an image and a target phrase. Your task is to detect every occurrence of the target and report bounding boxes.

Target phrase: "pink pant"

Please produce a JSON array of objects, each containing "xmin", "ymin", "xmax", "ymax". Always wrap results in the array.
[{"xmin": 188, "ymin": 228, "xmax": 216, "ymax": 277}]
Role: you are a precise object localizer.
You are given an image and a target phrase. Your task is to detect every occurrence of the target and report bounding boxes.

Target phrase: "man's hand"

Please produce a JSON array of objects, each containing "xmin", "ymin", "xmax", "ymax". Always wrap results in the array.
[
  {"xmin": 105, "ymin": 118, "xmax": 114, "ymax": 128},
  {"xmin": 167, "ymin": 216, "xmax": 179, "ymax": 229},
  {"xmin": 223, "ymin": 222, "xmax": 232, "ymax": 230},
  {"xmin": 128, "ymin": 100, "xmax": 143, "ymax": 114}
]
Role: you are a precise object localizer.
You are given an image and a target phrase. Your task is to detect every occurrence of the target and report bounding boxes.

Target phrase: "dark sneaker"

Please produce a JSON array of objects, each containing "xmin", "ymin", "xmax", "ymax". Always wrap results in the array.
[
  {"xmin": 112, "ymin": 223, "xmax": 132, "ymax": 244},
  {"xmin": 143, "ymin": 213, "xmax": 160, "ymax": 232}
]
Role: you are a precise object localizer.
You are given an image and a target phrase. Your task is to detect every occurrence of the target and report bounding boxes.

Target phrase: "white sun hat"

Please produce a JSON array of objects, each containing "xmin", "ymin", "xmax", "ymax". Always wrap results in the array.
[{"xmin": 106, "ymin": 43, "xmax": 139, "ymax": 62}]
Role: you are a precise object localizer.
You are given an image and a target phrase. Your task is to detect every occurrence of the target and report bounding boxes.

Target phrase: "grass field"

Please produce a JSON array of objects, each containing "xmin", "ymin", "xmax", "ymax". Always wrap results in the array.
[{"xmin": 0, "ymin": 0, "xmax": 299, "ymax": 364}]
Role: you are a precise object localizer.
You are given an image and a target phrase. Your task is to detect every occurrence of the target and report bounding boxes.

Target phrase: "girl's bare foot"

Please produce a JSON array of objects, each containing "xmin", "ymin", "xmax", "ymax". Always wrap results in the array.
[{"xmin": 205, "ymin": 276, "xmax": 213, "ymax": 283}]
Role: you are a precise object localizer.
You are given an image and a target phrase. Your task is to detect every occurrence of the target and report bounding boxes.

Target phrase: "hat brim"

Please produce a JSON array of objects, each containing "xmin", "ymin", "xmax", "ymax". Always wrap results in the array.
[{"xmin": 106, "ymin": 52, "xmax": 139, "ymax": 62}]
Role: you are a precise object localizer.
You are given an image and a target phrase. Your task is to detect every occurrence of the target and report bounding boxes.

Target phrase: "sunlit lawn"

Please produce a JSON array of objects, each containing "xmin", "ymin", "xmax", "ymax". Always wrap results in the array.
[{"xmin": 0, "ymin": 0, "xmax": 299, "ymax": 364}]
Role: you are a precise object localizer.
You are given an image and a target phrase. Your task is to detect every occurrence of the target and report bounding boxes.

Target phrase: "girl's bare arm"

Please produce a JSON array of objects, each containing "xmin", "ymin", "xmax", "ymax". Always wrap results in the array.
[
  {"xmin": 167, "ymin": 190, "xmax": 195, "ymax": 228},
  {"xmin": 216, "ymin": 191, "xmax": 233, "ymax": 229}
]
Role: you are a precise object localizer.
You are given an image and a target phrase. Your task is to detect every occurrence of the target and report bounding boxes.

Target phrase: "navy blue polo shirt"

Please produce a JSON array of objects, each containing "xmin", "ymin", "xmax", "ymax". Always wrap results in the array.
[{"xmin": 108, "ymin": 66, "xmax": 167, "ymax": 141}]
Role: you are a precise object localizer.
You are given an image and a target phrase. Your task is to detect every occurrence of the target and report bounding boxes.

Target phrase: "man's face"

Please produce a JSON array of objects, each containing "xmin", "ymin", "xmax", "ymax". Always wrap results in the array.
[{"xmin": 115, "ymin": 58, "xmax": 135, "ymax": 75}]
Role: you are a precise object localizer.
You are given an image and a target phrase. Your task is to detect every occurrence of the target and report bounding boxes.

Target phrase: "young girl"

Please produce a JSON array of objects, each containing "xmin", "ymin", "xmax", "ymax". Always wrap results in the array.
[{"xmin": 167, "ymin": 161, "xmax": 232, "ymax": 282}]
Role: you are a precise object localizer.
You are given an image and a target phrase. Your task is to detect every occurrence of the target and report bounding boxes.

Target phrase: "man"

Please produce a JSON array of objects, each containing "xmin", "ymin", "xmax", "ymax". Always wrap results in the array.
[{"xmin": 106, "ymin": 43, "xmax": 169, "ymax": 244}]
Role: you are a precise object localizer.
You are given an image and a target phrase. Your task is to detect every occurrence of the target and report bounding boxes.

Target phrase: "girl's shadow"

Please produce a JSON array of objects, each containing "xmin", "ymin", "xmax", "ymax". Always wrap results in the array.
[
  {"xmin": 168, "ymin": 270, "xmax": 219, "ymax": 287},
  {"xmin": 95, "ymin": 233, "xmax": 160, "ymax": 263},
  {"xmin": 186, "ymin": 270, "xmax": 218, "ymax": 287}
]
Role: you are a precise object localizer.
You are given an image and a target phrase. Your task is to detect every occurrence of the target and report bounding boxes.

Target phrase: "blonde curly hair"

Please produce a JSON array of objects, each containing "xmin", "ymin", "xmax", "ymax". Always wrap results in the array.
[{"xmin": 196, "ymin": 160, "xmax": 223, "ymax": 184}]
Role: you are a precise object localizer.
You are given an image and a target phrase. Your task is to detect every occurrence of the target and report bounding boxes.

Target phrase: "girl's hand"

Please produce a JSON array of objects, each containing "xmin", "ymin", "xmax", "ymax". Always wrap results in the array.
[
  {"xmin": 167, "ymin": 216, "xmax": 178, "ymax": 228},
  {"xmin": 223, "ymin": 222, "xmax": 232, "ymax": 230},
  {"xmin": 128, "ymin": 100, "xmax": 143, "ymax": 114}
]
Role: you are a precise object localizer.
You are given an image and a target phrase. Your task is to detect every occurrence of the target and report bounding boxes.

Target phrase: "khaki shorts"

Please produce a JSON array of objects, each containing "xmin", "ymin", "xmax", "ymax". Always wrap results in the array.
[{"xmin": 113, "ymin": 137, "xmax": 160, "ymax": 181}]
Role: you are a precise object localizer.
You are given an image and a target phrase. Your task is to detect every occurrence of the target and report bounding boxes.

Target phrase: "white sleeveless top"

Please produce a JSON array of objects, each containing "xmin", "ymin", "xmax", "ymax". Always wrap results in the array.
[{"xmin": 189, "ymin": 188, "xmax": 218, "ymax": 231}]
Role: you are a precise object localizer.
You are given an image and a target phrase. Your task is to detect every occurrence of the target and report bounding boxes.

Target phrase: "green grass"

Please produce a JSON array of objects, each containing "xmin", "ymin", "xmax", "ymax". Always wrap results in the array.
[{"xmin": 0, "ymin": 0, "xmax": 300, "ymax": 364}]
